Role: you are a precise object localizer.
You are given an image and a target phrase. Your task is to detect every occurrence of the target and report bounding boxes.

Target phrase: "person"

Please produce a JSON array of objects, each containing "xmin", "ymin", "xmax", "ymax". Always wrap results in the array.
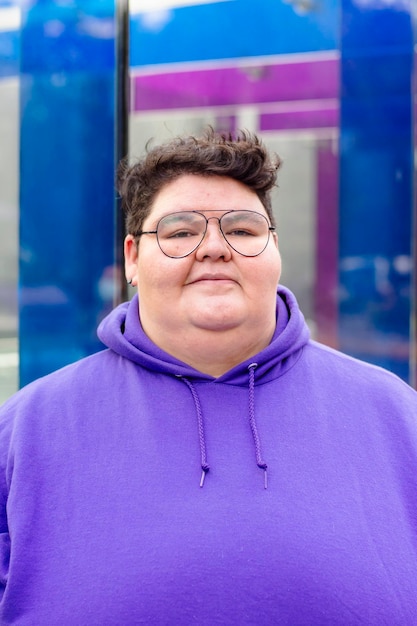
[{"xmin": 0, "ymin": 129, "xmax": 416, "ymax": 625}]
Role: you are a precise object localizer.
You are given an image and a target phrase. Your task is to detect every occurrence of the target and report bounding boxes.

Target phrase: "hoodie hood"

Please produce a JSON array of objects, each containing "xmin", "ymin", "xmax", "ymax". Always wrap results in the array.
[{"xmin": 97, "ymin": 285, "xmax": 310, "ymax": 385}]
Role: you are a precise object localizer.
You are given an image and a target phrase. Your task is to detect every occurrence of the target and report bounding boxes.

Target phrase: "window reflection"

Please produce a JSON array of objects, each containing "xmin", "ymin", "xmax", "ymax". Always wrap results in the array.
[{"xmin": 0, "ymin": 2, "xmax": 19, "ymax": 402}]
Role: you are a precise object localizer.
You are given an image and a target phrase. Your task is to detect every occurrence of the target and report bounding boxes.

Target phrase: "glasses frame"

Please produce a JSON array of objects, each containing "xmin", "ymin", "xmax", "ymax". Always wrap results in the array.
[{"xmin": 134, "ymin": 210, "xmax": 276, "ymax": 259}]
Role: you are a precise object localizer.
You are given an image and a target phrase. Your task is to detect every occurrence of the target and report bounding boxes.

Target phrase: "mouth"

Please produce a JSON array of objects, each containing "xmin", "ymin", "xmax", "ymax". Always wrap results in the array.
[{"xmin": 187, "ymin": 274, "xmax": 237, "ymax": 285}]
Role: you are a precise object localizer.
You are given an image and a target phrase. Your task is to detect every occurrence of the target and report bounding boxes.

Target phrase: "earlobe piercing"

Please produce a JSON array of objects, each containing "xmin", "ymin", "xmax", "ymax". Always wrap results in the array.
[{"xmin": 127, "ymin": 278, "xmax": 133, "ymax": 285}]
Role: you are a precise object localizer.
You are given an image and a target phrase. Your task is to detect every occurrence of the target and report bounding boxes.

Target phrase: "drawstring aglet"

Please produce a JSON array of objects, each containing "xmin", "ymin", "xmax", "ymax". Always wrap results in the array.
[
  {"xmin": 263, "ymin": 468, "xmax": 268, "ymax": 490},
  {"xmin": 200, "ymin": 468, "xmax": 208, "ymax": 488}
]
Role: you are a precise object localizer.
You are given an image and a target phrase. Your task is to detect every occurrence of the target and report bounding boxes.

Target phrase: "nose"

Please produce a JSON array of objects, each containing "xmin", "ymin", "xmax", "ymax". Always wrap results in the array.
[{"xmin": 195, "ymin": 217, "xmax": 232, "ymax": 261}]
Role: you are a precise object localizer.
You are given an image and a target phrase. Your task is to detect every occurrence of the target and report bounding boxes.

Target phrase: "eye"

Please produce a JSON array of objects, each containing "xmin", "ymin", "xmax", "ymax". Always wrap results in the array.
[
  {"xmin": 168, "ymin": 229, "xmax": 198, "ymax": 239},
  {"xmin": 222, "ymin": 212, "xmax": 265, "ymax": 237},
  {"xmin": 226, "ymin": 228, "xmax": 256, "ymax": 237}
]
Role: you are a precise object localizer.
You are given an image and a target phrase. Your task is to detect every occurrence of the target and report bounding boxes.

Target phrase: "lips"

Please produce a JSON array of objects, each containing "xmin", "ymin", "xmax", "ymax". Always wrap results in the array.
[{"xmin": 188, "ymin": 273, "xmax": 237, "ymax": 284}]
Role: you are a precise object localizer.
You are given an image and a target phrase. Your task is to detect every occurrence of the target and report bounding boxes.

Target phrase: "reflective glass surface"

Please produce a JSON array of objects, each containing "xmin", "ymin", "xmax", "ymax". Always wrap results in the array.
[
  {"xmin": 0, "ymin": 0, "xmax": 415, "ymax": 398},
  {"xmin": 128, "ymin": 0, "xmax": 415, "ymax": 385},
  {"xmin": 0, "ymin": 0, "xmax": 19, "ymax": 402}
]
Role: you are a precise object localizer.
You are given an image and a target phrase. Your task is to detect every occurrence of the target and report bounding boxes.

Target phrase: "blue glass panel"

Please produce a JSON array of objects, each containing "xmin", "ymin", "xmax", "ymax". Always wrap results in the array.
[
  {"xmin": 19, "ymin": 1, "xmax": 117, "ymax": 386},
  {"xmin": 0, "ymin": 1, "xmax": 20, "ymax": 78},
  {"xmin": 130, "ymin": 0, "xmax": 339, "ymax": 67},
  {"xmin": 0, "ymin": 29, "xmax": 19, "ymax": 77},
  {"xmin": 339, "ymin": 0, "xmax": 413, "ymax": 381}
]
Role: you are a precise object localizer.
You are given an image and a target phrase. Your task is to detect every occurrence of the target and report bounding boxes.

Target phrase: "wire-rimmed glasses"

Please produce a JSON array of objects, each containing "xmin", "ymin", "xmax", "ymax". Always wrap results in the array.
[{"xmin": 134, "ymin": 210, "xmax": 275, "ymax": 258}]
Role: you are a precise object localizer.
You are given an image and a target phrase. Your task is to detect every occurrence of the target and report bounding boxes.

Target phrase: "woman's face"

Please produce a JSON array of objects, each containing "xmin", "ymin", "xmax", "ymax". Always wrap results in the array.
[{"xmin": 125, "ymin": 174, "xmax": 282, "ymax": 359}]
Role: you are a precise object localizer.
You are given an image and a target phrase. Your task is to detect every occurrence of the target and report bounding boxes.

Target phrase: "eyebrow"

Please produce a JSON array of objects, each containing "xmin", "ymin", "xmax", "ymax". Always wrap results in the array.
[
  {"xmin": 148, "ymin": 209, "xmax": 264, "ymax": 229},
  {"xmin": 159, "ymin": 212, "xmax": 203, "ymax": 224}
]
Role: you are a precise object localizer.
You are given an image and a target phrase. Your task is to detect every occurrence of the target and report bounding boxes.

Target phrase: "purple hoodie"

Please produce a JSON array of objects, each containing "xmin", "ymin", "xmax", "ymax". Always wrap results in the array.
[{"xmin": 0, "ymin": 286, "xmax": 416, "ymax": 624}]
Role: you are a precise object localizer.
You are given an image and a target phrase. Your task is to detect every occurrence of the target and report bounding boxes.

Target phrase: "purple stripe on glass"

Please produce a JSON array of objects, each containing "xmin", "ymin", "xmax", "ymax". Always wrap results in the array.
[
  {"xmin": 260, "ymin": 105, "xmax": 339, "ymax": 131},
  {"xmin": 132, "ymin": 58, "xmax": 339, "ymax": 112}
]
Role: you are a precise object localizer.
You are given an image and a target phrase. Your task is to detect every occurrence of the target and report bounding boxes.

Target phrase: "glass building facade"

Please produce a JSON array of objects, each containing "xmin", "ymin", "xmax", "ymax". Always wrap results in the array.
[{"xmin": 0, "ymin": 0, "xmax": 415, "ymax": 402}]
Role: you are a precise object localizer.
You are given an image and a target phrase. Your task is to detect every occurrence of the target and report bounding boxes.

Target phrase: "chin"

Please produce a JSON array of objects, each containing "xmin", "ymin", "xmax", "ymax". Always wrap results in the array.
[
  {"xmin": 191, "ymin": 313, "xmax": 244, "ymax": 332},
  {"xmin": 187, "ymin": 297, "xmax": 247, "ymax": 329}
]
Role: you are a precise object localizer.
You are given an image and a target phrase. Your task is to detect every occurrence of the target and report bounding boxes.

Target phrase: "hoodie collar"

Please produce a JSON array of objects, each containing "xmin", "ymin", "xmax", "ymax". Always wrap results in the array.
[{"xmin": 97, "ymin": 285, "xmax": 310, "ymax": 385}]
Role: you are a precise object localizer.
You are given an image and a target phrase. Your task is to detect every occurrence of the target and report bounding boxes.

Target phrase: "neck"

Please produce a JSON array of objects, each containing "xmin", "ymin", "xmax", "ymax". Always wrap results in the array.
[{"xmin": 145, "ymin": 324, "xmax": 276, "ymax": 377}]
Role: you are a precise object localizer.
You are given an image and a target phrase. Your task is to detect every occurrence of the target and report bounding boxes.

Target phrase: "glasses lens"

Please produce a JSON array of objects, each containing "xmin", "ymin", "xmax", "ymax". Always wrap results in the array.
[
  {"xmin": 220, "ymin": 211, "xmax": 270, "ymax": 256},
  {"xmin": 157, "ymin": 212, "xmax": 206, "ymax": 258}
]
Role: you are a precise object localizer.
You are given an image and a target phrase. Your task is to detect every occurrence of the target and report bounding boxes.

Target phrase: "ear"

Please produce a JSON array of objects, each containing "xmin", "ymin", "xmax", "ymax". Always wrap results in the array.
[
  {"xmin": 272, "ymin": 230, "xmax": 279, "ymax": 248},
  {"xmin": 124, "ymin": 235, "xmax": 139, "ymax": 285}
]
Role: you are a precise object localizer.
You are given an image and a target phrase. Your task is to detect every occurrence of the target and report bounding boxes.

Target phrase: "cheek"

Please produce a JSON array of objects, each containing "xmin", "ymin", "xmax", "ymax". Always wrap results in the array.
[
  {"xmin": 255, "ymin": 251, "xmax": 281, "ymax": 285},
  {"xmin": 274, "ymin": 253, "xmax": 282, "ymax": 283},
  {"xmin": 269, "ymin": 245, "xmax": 282, "ymax": 277},
  {"xmin": 137, "ymin": 255, "xmax": 191, "ymax": 292}
]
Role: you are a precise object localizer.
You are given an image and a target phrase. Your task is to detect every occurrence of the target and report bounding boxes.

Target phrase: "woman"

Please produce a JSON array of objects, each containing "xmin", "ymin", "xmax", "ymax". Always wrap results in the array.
[{"xmin": 0, "ymin": 130, "xmax": 416, "ymax": 624}]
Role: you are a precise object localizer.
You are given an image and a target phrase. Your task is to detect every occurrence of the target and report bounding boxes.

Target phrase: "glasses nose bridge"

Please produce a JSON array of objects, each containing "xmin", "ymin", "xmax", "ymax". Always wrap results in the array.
[
  {"xmin": 202, "ymin": 214, "xmax": 226, "ymax": 240},
  {"xmin": 205, "ymin": 215, "xmax": 222, "ymax": 228}
]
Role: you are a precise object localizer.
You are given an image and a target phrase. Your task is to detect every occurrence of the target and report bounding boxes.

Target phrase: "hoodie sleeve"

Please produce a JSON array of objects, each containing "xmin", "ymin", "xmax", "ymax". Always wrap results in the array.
[{"xmin": 0, "ymin": 399, "xmax": 14, "ymax": 601}]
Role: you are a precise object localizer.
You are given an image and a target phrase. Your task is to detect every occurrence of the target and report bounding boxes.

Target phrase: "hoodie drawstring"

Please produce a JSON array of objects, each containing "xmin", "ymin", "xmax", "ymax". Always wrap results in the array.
[
  {"xmin": 248, "ymin": 363, "xmax": 268, "ymax": 489},
  {"xmin": 177, "ymin": 376, "xmax": 210, "ymax": 487},
  {"xmin": 178, "ymin": 364, "xmax": 268, "ymax": 489}
]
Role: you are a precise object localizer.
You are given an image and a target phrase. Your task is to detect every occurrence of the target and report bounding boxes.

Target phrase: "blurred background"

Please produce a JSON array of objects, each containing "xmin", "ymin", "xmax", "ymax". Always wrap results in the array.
[{"xmin": 0, "ymin": 0, "xmax": 415, "ymax": 402}]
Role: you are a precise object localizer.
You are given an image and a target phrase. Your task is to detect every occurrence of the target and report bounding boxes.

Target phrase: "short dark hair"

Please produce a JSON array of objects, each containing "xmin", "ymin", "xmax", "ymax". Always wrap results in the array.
[{"xmin": 117, "ymin": 128, "xmax": 282, "ymax": 236}]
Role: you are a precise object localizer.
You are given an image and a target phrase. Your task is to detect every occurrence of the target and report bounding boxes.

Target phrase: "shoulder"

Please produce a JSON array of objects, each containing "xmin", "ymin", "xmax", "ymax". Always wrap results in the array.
[
  {"xmin": 304, "ymin": 339, "xmax": 417, "ymax": 410},
  {"xmin": 0, "ymin": 348, "xmax": 125, "ymax": 425}
]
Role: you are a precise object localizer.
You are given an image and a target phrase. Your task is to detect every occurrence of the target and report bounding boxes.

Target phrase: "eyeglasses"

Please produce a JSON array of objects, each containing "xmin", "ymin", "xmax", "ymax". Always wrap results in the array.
[{"xmin": 134, "ymin": 210, "xmax": 275, "ymax": 258}]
